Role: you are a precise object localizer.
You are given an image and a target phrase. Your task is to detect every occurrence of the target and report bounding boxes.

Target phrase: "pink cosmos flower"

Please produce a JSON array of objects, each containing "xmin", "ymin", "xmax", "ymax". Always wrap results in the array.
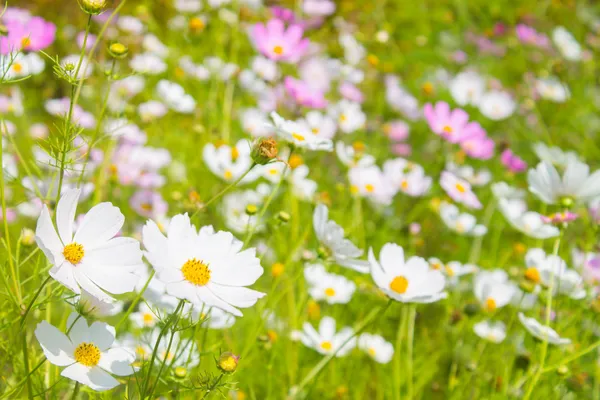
[
  {"xmin": 250, "ymin": 19, "xmax": 309, "ymax": 63},
  {"xmin": 1, "ymin": 16, "xmax": 56, "ymax": 55},
  {"xmin": 391, "ymin": 143, "xmax": 412, "ymax": 157},
  {"xmin": 77, "ymin": 32, "xmax": 97, "ymax": 51},
  {"xmin": 540, "ymin": 211, "xmax": 578, "ymax": 224},
  {"xmin": 440, "ymin": 171, "xmax": 482, "ymax": 209},
  {"xmin": 130, "ymin": 190, "xmax": 168, "ymax": 218},
  {"xmin": 384, "ymin": 120, "xmax": 409, "ymax": 141},
  {"xmin": 339, "ymin": 82, "xmax": 364, "ymax": 103},
  {"xmin": 459, "ymin": 125, "xmax": 495, "ymax": 160},
  {"xmin": 284, "ymin": 76, "xmax": 327, "ymax": 108},
  {"xmin": 515, "ymin": 24, "xmax": 549, "ymax": 48},
  {"xmin": 582, "ymin": 257, "xmax": 600, "ymax": 284},
  {"xmin": 501, "ymin": 149, "xmax": 527, "ymax": 173},
  {"xmin": 423, "ymin": 102, "xmax": 470, "ymax": 143},
  {"xmin": 270, "ymin": 7, "xmax": 297, "ymax": 24}
]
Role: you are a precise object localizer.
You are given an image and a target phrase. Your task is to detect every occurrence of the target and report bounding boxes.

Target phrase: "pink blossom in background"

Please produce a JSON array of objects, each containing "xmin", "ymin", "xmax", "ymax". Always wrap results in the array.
[
  {"xmin": 541, "ymin": 211, "xmax": 578, "ymax": 224},
  {"xmin": 339, "ymin": 82, "xmax": 363, "ymax": 103},
  {"xmin": 423, "ymin": 102, "xmax": 470, "ymax": 143},
  {"xmin": 77, "ymin": 32, "xmax": 97, "ymax": 51},
  {"xmin": 460, "ymin": 133, "xmax": 495, "ymax": 160},
  {"xmin": 501, "ymin": 148, "xmax": 527, "ymax": 172},
  {"xmin": 270, "ymin": 7, "xmax": 297, "ymax": 24},
  {"xmin": 582, "ymin": 257, "xmax": 600, "ymax": 284},
  {"xmin": 452, "ymin": 50, "xmax": 468, "ymax": 64},
  {"xmin": 384, "ymin": 120, "xmax": 410, "ymax": 141},
  {"xmin": 284, "ymin": 76, "xmax": 327, "ymax": 108},
  {"xmin": 250, "ymin": 19, "xmax": 309, "ymax": 63},
  {"xmin": 303, "ymin": 0, "xmax": 336, "ymax": 17},
  {"xmin": 0, "ymin": 16, "xmax": 56, "ymax": 55},
  {"xmin": 391, "ymin": 143, "xmax": 412, "ymax": 156},
  {"xmin": 493, "ymin": 23, "xmax": 507, "ymax": 36},
  {"xmin": 515, "ymin": 24, "xmax": 549, "ymax": 48},
  {"xmin": 130, "ymin": 190, "xmax": 168, "ymax": 218}
]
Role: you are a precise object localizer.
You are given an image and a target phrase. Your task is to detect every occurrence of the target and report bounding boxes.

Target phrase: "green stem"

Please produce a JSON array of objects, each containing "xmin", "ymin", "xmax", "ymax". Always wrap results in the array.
[
  {"xmin": 202, "ymin": 373, "xmax": 224, "ymax": 399},
  {"xmin": 116, "ymin": 270, "xmax": 155, "ymax": 330},
  {"xmin": 406, "ymin": 305, "xmax": 416, "ymax": 399},
  {"xmin": 70, "ymin": 382, "xmax": 80, "ymax": 400},
  {"xmin": 393, "ymin": 307, "xmax": 408, "ymax": 400},
  {"xmin": 20, "ymin": 275, "xmax": 52, "ymax": 328},
  {"xmin": 22, "ymin": 333, "xmax": 33, "ymax": 400}
]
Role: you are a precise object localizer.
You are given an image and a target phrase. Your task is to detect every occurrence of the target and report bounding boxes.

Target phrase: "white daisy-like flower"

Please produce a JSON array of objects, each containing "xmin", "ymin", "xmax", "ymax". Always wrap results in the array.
[
  {"xmin": 251, "ymin": 55, "xmax": 279, "ymax": 82},
  {"xmin": 349, "ymin": 165, "xmax": 395, "ymax": 206},
  {"xmin": 532, "ymin": 143, "xmax": 581, "ymax": 168},
  {"xmin": 289, "ymin": 165, "xmax": 318, "ymax": 201},
  {"xmin": 241, "ymin": 108, "xmax": 274, "ymax": 137},
  {"xmin": 438, "ymin": 260, "xmax": 479, "ymax": 281},
  {"xmin": 292, "ymin": 316, "xmax": 355, "ymax": 357},
  {"xmin": 191, "ymin": 305, "xmax": 236, "ymax": 330},
  {"xmin": 383, "ymin": 158, "xmax": 432, "ymax": 197},
  {"xmin": 221, "ymin": 184, "xmax": 270, "ymax": 234},
  {"xmin": 304, "ymin": 263, "xmax": 356, "ymax": 304},
  {"xmin": 34, "ymin": 314, "xmax": 136, "ymax": 391},
  {"xmin": 473, "ymin": 320, "xmax": 506, "ymax": 343},
  {"xmin": 525, "ymin": 248, "xmax": 586, "ymax": 299},
  {"xmin": 35, "ymin": 189, "xmax": 143, "ymax": 302},
  {"xmin": 130, "ymin": 302, "xmax": 160, "ymax": 329},
  {"xmin": 552, "ymin": 26, "xmax": 582, "ymax": 62},
  {"xmin": 518, "ymin": 312, "xmax": 571, "ymax": 345},
  {"xmin": 491, "ymin": 182, "xmax": 526, "ymax": 200},
  {"xmin": 439, "ymin": 202, "xmax": 487, "ymax": 237},
  {"xmin": 142, "ymin": 214, "xmax": 265, "ymax": 317},
  {"xmin": 297, "ymin": 111, "xmax": 337, "ymax": 140},
  {"xmin": 357, "ymin": 333, "xmax": 394, "ymax": 364},
  {"xmin": 445, "ymin": 161, "xmax": 491, "ymax": 187},
  {"xmin": 335, "ymin": 141, "xmax": 375, "ymax": 168},
  {"xmin": 535, "ymin": 77, "xmax": 570, "ymax": 103},
  {"xmin": 528, "ymin": 160, "xmax": 600, "ymax": 204},
  {"xmin": 368, "ymin": 243, "xmax": 446, "ymax": 303},
  {"xmin": 473, "ymin": 270, "xmax": 517, "ymax": 312},
  {"xmin": 449, "ymin": 70, "xmax": 485, "ymax": 106},
  {"xmin": 269, "ymin": 112, "xmax": 333, "ymax": 151},
  {"xmin": 313, "ymin": 204, "xmax": 369, "ymax": 273},
  {"xmin": 498, "ymin": 198, "xmax": 559, "ymax": 239},
  {"xmin": 129, "ymin": 53, "xmax": 167, "ymax": 75},
  {"xmin": 156, "ymin": 80, "xmax": 196, "ymax": 114},
  {"xmin": 1, "ymin": 52, "xmax": 45, "ymax": 79},
  {"xmin": 329, "ymin": 100, "xmax": 366, "ymax": 134},
  {"xmin": 203, "ymin": 139, "xmax": 258, "ymax": 183},
  {"xmin": 440, "ymin": 171, "xmax": 482, "ymax": 209},
  {"xmin": 478, "ymin": 90, "xmax": 516, "ymax": 121}
]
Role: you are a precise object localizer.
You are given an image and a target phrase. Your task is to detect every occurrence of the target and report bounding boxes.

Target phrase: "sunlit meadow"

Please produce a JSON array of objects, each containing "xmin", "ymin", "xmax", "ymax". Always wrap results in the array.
[{"xmin": 2, "ymin": 0, "xmax": 600, "ymax": 398}]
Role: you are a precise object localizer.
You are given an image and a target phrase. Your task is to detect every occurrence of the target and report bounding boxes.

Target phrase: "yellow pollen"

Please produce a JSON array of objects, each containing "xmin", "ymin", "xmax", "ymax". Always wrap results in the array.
[
  {"xmin": 143, "ymin": 313, "xmax": 154, "ymax": 325},
  {"xmin": 365, "ymin": 184, "xmax": 375, "ymax": 193},
  {"xmin": 311, "ymin": 127, "xmax": 319, "ymax": 134},
  {"xmin": 350, "ymin": 185, "xmax": 359, "ymax": 194},
  {"xmin": 292, "ymin": 132, "xmax": 305, "ymax": 141},
  {"xmin": 455, "ymin": 222, "xmax": 465, "ymax": 233},
  {"xmin": 63, "ymin": 243, "xmax": 85, "ymax": 264},
  {"xmin": 231, "ymin": 147, "xmax": 240, "ymax": 161},
  {"xmin": 181, "ymin": 258, "xmax": 211, "ymax": 286},
  {"xmin": 273, "ymin": 45, "xmax": 284, "ymax": 55},
  {"xmin": 74, "ymin": 343, "xmax": 101, "ymax": 367},
  {"xmin": 401, "ymin": 179, "xmax": 409, "ymax": 190},
  {"xmin": 455, "ymin": 183, "xmax": 466, "ymax": 193},
  {"xmin": 288, "ymin": 154, "xmax": 304, "ymax": 169},
  {"xmin": 445, "ymin": 266, "xmax": 455, "ymax": 277},
  {"xmin": 339, "ymin": 114, "xmax": 347, "ymax": 123},
  {"xmin": 431, "ymin": 262, "xmax": 442, "ymax": 270},
  {"xmin": 320, "ymin": 341, "xmax": 333, "ymax": 351},
  {"xmin": 422, "ymin": 82, "xmax": 434, "ymax": 95},
  {"xmin": 21, "ymin": 37, "xmax": 31, "ymax": 49},
  {"xmin": 324, "ymin": 288, "xmax": 336, "ymax": 297},
  {"xmin": 12, "ymin": 63, "xmax": 23, "ymax": 73},
  {"xmin": 268, "ymin": 168, "xmax": 278, "ymax": 175},
  {"xmin": 224, "ymin": 169, "xmax": 233, "ymax": 180},
  {"xmin": 442, "ymin": 125, "xmax": 453, "ymax": 133},
  {"xmin": 136, "ymin": 345, "xmax": 147, "ymax": 357},
  {"xmin": 267, "ymin": 329, "xmax": 278, "ymax": 342},
  {"xmin": 140, "ymin": 202, "xmax": 153, "ymax": 212},
  {"xmin": 485, "ymin": 297, "xmax": 497, "ymax": 312},
  {"xmin": 189, "ymin": 17, "xmax": 205, "ymax": 31},
  {"xmin": 525, "ymin": 267, "xmax": 541, "ymax": 283},
  {"xmin": 368, "ymin": 347, "xmax": 376, "ymax": 356},
  {"xmin": 389, "ymin": 276, "xmax": 409, "ymax": 294},
  {"xmin": 352, "ymin": 141, "xmax": 365, "ymax": 152}
]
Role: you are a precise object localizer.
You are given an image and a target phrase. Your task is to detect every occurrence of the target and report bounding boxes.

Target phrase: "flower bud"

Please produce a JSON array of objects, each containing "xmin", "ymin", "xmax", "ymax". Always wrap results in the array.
[
  {"xmin": 0, "ymin": 24, "xmax": 8, "ymax": 37},
  {"xmin": 271, "ymin": 262, "xmax": 284, "ymax": 278},
  {"xmin": 174, "ymin": 366, "xmax": 187, "ymax": 378},
  {"xmin": 251, "ymin": 138, "xmax": 278, "ymax": 165},
  {"xmin": 463, "ymin": 303, "xmax": 480, "ymax": 317},
  {"xmin": 277, "ymin": 211, "xmax": 290, "ymax": 223},
  {"xmin": 20, "ymin": 228, "xmax": 35, "ymax": 246},
  {"xmin": 217, "ymin": 352, "xmax": 239, "ymax": 373},
  {"xmin": 557, "ymin": 365, "xmax": 569, "ymax": 376},
  {"xmin": 79, "ymin": 0, "xmax": 107, "ymax": 15},
  {"xmin": 245, "ymin": 204, "xmax": 258, "ymax": 216},
  {"xmin": 108, "ymin": 42, "xmax": 129, "ymax": 59}
]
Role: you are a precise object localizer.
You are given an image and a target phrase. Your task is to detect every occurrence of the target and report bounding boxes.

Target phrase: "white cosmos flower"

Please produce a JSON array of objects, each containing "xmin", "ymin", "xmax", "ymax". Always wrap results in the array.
[
  {"xmin": 313, "ymin": 204, "xmax": 369, "ymax": 273},
  {"xmin": 221, "ymin": 184, "xmax": 270, "ymax": 234},
  {"xmin": 498, "ymin": 198, "xmax": 559, "ymax": 239},
  {"xmin": 1, "ymin": 52, "xmax": 45, "ymax": 79},
  {"xmin": 34, "ymin": 314, "xmax": 135, "ymax": 391},
  {"xmin": 449, "ymin": 71, "xmax": 485, "ymax": 106},
  {"xmin": 269, "ymin": 112, "xmax": 333, "ymax": 151},
  {"xmin": 439, "ymin": 202, "xmax": 487, "ymax": 237},
  {"xmin": 297, "ymin": 111, "xmax": 337, "ymax": 139},
  {"xmin": 130, "ymin": 302, "xmax": 160, "ymax": 329},
  {"xmin": 142, "ymin": 214, "xmax": 265, "ymax": 317},
  {"xmin": 251, "ymin": 55, "xmax": 279, "ymax": 82},
  {"xmin": 357, "ymin": 333, "xmax": 394, "ymax": 363},
  {"xmin": 292, "ymin": 316, "xmax": 355, "ymax": 357},
  {"xmin": 383, "ymin": 158, "xmax": 432, "ymax": 197},
  {"xmin": 552, "ymin": 26, "xmax": 582, "ymax": 62},
  {"xmin": 156, "ymin": 80, "xmax": 196, "ymax": 114},
  {"xmin": 35, "ymin": 189, "xmax": 143, "ymax": 302},
  {"xmin": 445, "ymin": 161, "xmax": 491, "ymax": 187},
  {"xmin": 525, "ymin": 248, "xmax": 586, "ymax": 299},
  {"xmin": 535, "ymin": 77, "xmax": 570, "ymax": 103},
  {"xmin": 528, "ymin": 160, "xmax": 600, "ymax": 204},
  {"xmin": 473, "ymin": 269, "xmax": 517, "ymax": 312},
  {"xmin": 289, "ymin": 165, "xmax": 318, "ymax": 201},
  {"xmin": 491, "ymin": 182, "xmax": 526, "ymax": 200},
  {"xmin": 368, "ymin": 243, "xmax": 446, "ymax": 303},
  {"xmin": 532, "ymin": 142, "xmax": 581, "ymax": 168},
  {"xmin": 473, "ymin": 320, "xmax": 506, "ymax": 343},
  {"xmin": 335, "ymin": 141, "xmax": 375, "ymax": 168},
  {"xmin": 304, "ymin": 263, "xmax": 356, "ymax": 304},
  {"xmin": 191, "ymin": 305, "xmax": 236, "ymax": 329},
  {"xmin": 440, "ymin": 171, "xmax": 482, "ymax": 209},
  {"xmin": 203, "ymin": 139, "xmax": 259, "ymax": 183},
  {"xmin": 329, "ymin": 100, "xmax": 366, "ymax": 134},
  {"xmin": 478, "ymin": 90, "xmax": 516, "ymax": 121},
  {"xmin": 241, "ymin": 108, "xmax": 273, "ymax": 137},
  {"xmin": 518, "ymin": 313, "xmax": 571, "ymax": 345},
  {"xmin": 129, "ymin": 53, "xmax": 167, "ymax": 75},
  {"xmin": 349, "ymin": 165, "xmax": 395, "ymax": 205}
]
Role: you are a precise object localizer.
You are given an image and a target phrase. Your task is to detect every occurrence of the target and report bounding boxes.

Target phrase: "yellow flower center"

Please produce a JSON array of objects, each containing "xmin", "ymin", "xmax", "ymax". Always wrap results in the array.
[
  {"xmin": 431, "ymin": 262, "xmax": 442, "ymax": 270},
  {"xmin": 136, "ymin": 345, "xmax": 147, "ymax": 357},
  {"xmin": 273, "ymin": 45, "xmax": 284, "ymax": 55},
  {"xmin": 292, "ymin": 132, "xmax": 305, "ymax": 142},
  {"xmin": 324, "ymin": 288, "xmax": 336, "ymax": 297},
  {"xmin": 389, "ymin": 276, "xmax": 409, "ymax": 294},
  {"xmin": 268, "ymin": 168, "xmax": 278, "ymax": 175},
  {"xmin": 12, "ymin": 63, "xmax": 23, "ymax": 73},
  {"xmin": 143, "ymin": 313, "xmax": 154, "ymax": 325},
  {"xmin": 524, "ymin": 267, "xmax": 541, "ymax": 283},
  {"xmin": 140, "ymin": 202, "xmax": 153, "ymax": 212},
  {"xmin": 350, "ymin": 185, "xmax": 359, "ymax": 194},
  {"xmin": 442, "ymin": 125, "xmax": 453, "ymax": 133},
  {"xmin": 311, "ymin": 127, "xmax": 319, "ymax": 134},
  {"xmin": 63, "ymin": 243, "xmax": 85, "ymax": 264},
  {"xmin": 224, "ymin": 169, "xmax": 233, "ymax": 180},
  {"xmin": 21, "ymin": 37, "xmax": 31, "ymax": 49},
  {"xmin": 485, "ymin": 297, "xmax": 497, "ymax": 312},
  {"xmin": 231, "ymin": 147, "xmax": 239, "ymax": 161},
  {"xmin": 455, "ymin": 183, "xmax": 466, "ymax": 193},
  {"xmin": 74, "ymin": 342, "xmax": 101, "ymax": 367},
  {"xmin": 401, "ymin": 180, "xmax": 409, "ymax": 190},
  {"xmin": 368, "ymin": 347, "xmax": 376, "ymax": 356},
  {"xmin": 181, "ymin": 258, "xmax": 211, "ymax": 286},
  {"xmin": 189, "ymin": 17, "xmax": 205, "ymax": 31},
  {"xmin": 320, "ymin": 341, "xmax": 333, "ymax": 351},
  {"xmin": 445, "ymin": 266, "xmax": 455, "ymax": 277},
  {"xmin": 364, "ymin": 184, "xmax": 375, "ymax": 193},
  {"xmin": 339, "ymin": 114, "xmax": 347, "ymax": 123}
]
